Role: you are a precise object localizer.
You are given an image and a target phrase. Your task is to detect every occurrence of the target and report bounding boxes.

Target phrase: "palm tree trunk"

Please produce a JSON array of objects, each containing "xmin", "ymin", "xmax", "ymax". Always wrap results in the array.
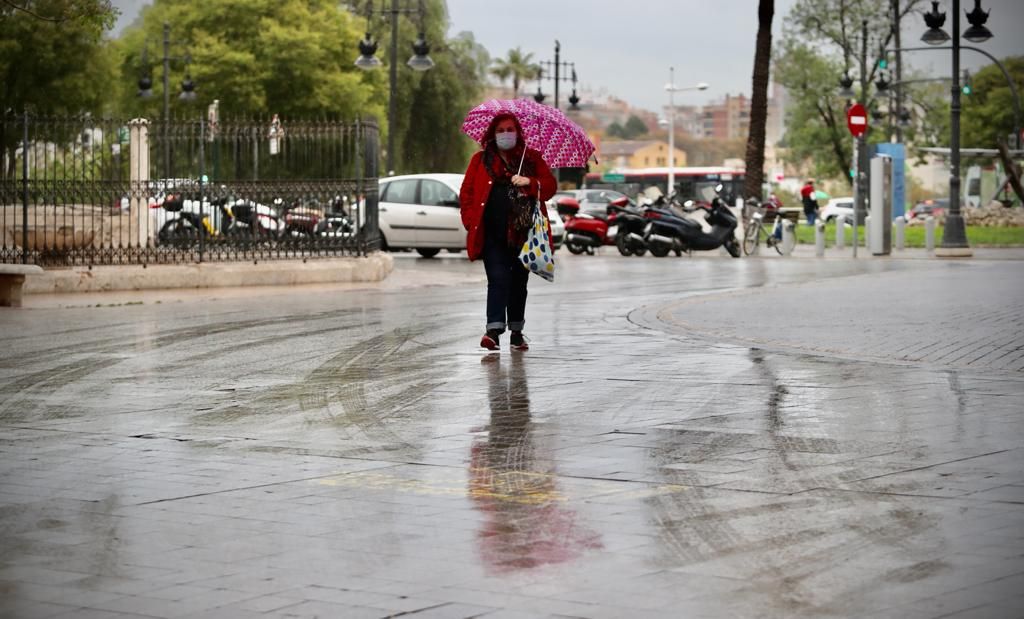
[{"xmin": 743, "ymin": 0, "xmax": 774, "ymax": 200}]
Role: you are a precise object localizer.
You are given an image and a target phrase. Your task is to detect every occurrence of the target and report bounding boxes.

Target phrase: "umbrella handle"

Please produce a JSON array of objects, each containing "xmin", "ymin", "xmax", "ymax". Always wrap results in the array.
[{"xmin": 517, "ymin": 147, "xmax": 525, "ymax": 175}]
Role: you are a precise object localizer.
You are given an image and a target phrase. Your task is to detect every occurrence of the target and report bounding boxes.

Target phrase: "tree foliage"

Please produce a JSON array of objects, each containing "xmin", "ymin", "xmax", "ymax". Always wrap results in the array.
[
  {"xmin": 1, "ymin": 0, "xmax": 117, "ymax": 115},
  {"xmin": 961, "ymin": 56, "xmax": 1024, "ymax": 149},
  {"xmin": 112, "ymin": 0, "xmax": 487, "ymax": 174},
  {"xmin": 490, "ymin": 47, "xmax": 539, "ymax": 98},
  {"xmin": 1, "ymin": 0, "xmax": 118, "ymax": 177},
  {"xmin": 606, "ymin": 115, "xmax": 649, "ymax": 140},
  {"xmin": 775, "ymin": 0, "xmax": 929, "ymax": 185}
]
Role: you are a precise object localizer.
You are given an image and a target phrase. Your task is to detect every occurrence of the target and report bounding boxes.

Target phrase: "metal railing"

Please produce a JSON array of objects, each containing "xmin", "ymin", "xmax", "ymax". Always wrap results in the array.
[{"xmin": 1, "ymin": 113, "xmax": 379, "ymax": 267}]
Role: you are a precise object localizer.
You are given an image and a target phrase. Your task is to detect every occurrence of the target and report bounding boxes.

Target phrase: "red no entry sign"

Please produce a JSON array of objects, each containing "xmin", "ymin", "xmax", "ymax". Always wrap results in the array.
[{"xmin": 847, "ymin": 103, "xmax": 868, "ymax": 138}]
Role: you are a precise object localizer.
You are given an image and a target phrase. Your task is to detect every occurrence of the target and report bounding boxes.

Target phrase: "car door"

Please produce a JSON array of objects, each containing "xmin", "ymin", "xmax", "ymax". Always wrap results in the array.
[
  {"xmin": 415, "ymin": 179, "xmax": 464, "ymax": 248},
  {"xmin": 378, "ymin": 179, "xmax": 419, "ymax": 247}
]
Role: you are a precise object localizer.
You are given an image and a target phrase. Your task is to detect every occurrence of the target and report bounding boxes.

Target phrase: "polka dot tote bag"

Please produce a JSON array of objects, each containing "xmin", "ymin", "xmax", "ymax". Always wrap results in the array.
[{"xmin": 519, "ymin": 200, "xmax": 555, "ymax": 282}]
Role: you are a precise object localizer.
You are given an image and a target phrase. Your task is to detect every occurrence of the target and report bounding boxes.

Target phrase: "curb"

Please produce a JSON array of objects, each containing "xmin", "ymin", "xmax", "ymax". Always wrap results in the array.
[{"xmin": 23, "ymin": 252, "xmax": 394, "ymax": 295}]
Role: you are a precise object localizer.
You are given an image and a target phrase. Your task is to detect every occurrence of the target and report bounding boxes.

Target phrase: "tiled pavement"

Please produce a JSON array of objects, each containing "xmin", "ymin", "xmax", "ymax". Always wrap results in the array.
[{"xmin": 1, "ymin": 252, "xmax": 1023, "ymax": 618}]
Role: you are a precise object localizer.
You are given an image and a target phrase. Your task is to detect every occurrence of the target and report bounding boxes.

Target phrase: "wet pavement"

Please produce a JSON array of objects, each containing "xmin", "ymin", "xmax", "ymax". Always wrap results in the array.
[{"xmin": 2, "ymin": 250, "xmax": 1024, "ymax": 618}]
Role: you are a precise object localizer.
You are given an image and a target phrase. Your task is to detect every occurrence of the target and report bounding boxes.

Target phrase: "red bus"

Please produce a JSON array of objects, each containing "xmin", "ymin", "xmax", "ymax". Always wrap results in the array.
[{"xmin": 584, "ymin": 166, "xmax": 746, "ymax": 204}]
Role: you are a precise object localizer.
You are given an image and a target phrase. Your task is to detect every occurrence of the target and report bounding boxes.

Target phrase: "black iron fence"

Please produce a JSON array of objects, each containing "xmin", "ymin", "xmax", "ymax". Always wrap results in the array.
[{"xmin": 1, "ymin": 113, "xmax": 379, "ymax": 267}]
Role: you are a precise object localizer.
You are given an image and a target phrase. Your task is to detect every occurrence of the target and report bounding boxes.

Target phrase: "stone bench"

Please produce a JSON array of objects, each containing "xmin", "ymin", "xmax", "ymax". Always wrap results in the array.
[{"xmin": 0, "ymin": 264, "xmax": 44, "ymax": 307}]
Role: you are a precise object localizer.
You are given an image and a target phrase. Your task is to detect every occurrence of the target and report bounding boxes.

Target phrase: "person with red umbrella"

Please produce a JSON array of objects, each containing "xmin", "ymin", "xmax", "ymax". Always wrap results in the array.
[{"xmin": 460, "ymin": 112, "xmax": 557, "ymax": 351}]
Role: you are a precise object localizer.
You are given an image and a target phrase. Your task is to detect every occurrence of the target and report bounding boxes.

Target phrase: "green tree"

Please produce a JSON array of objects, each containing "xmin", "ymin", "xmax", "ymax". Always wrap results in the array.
[
  {"xmin": 776, "ymin": 0, "xmax": 929, "ymax": 185},
  {"xmin": 961, "ymin": 56, "xmax": 1024, "ymax": 149},
  {"xmin": 490, "ymin": 47, "xmax": 539, "ymax": 98},
  {"xmin": 743, "ymin": 0, "xmax": 774, "ymax": 200},
  {"xmin": 113, "ymin": 0, "xmax": 487, "ymax": 175},
  {"xmin": 623, "ymin": 115, "xmax": 649, "ymax": 139},
  {"xmin": 1, "ymin": 0, "xmax": 118, "ymax": 176},
  {"xmin": 114, "ymin": 0, "xmax": 384, "ymax": 121},
  {"xmin": 606, "ymin": 122, "xmax": 626, "ymax": 139}
]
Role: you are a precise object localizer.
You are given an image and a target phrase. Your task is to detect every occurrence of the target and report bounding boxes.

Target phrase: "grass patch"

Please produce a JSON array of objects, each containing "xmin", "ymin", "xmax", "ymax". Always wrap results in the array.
[{"xmin": 793, "ymin": 222, "xmax": 1024, "ymax": 248}]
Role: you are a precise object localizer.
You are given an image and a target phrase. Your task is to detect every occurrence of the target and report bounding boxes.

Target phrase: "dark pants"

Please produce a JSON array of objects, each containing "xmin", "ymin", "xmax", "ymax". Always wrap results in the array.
[
  {"xmin": 803, "ymin": 198, "xmax": 818, "ymax": 226},
  {"xmin": 482, "ymin": 238, "xmax": 529, "ymax": 333}
]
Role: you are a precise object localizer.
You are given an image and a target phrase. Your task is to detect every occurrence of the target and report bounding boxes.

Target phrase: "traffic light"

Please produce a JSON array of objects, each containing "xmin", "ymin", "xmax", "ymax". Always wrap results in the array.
[
  {"xmin": 962, "ymin": 70, "xmax": 973, "ymax": 95},
  {"xmin": 878, "ymin": 59, "xmax": 888, "ymax": 70}
]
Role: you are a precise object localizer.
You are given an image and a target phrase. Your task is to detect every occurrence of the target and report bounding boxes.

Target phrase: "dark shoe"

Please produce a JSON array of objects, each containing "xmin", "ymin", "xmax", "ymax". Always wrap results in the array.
[
  {"xmin": 480, "ymin": 329, "xmax": 501, "ymax": 350},
  {"xmin": 510, "ymin": 331, "xmax": 529, "ymax": 351}
]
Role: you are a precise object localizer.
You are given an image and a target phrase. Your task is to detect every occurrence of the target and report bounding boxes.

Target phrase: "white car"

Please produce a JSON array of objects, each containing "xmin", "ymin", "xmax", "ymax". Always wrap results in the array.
[
  {"xmin": 546, "ymin": 202, "xmax": 565, "ymax": 250},
  {"xmin": 378, "ymin": 173, "xmax": 465, "ymax": 258},
  {"xmin": 377, "ymin": 173, "xmax": 563, "ymax": 257},
  {"xmin": 819, "ymin": 197, "xmax": 855, "ymax": 223}
]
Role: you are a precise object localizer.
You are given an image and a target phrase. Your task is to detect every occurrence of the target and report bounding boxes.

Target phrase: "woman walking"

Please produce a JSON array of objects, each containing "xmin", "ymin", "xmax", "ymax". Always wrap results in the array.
[{"xmin": 460, "ymin": 113, "xmax": 557, "ymax": 351}]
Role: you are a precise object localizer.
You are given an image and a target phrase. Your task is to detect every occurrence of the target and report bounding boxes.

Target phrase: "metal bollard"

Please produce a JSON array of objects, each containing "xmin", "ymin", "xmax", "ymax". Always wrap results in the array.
[
  {"xmin": 835, "ymin": 214, "xmax": 846, "ymax": 250},
  {"xmin": 894, "ymin": 216, "xmax": 905, "ymax": 251},
  {"xmin": 925, "ymin": 216, "xmax": 935, "ymax": 252},
  {"xmin": 864, "ymin": 215, "xmax": 871, "ymax": 251},
  {"xmin": 815, "ymin": 220, "xmax": 825, "ymax": 257},
  {"xmin": 781, "ymin": 220, "xmax": 796, "ymax": 256}
]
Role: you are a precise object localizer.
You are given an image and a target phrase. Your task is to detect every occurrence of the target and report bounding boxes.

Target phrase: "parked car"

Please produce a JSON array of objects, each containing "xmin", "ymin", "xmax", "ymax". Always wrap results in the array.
[
  {"xmin": 546, "ymin": 202, "xmax": 565, "ymax": 250},
  {"xmin": 908, "ymin": 198, "xmax": 948, "ymax": 221},
  {"xmin": 819, "ymin": 197, "xmax": 869, "ymax": 223},
  {"xmin": 377, "ymin": 173, "xmax": 465, "ymax": 258}
]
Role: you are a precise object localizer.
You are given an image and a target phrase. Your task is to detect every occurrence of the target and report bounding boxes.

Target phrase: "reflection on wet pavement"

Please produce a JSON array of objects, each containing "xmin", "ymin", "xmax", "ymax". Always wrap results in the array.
[
  {"xmin": 1, "ymin": 253, "xmax": 1023, "ymax": 618},
  {"xmin": 470, "ymin": 354, "xmax": 603, "ymax": 573}
]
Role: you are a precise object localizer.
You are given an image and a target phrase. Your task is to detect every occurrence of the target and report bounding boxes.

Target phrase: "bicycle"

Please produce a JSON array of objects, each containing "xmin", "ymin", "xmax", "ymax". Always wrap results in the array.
[{"xmin": 742, "ymin": 205, "xmax": 794, "ymax": 256}]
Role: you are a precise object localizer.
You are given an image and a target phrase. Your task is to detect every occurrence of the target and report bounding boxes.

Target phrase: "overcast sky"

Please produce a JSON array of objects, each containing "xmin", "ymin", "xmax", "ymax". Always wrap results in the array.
[{"xmin": 110, "ymin": 0, "xmax": 1024, "ymax": 113}]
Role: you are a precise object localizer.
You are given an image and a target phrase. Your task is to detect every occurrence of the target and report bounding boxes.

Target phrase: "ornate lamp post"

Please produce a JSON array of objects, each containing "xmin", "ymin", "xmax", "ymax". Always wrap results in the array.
[
  {"xmin": 137, "ymin": 22, "xmax": 197, "ymax": 178},
  {"xmin": 533, "ymin": 41, "xmax": 580, "ymax": 111},
  {"xmin": 354, "ymin": 0, "xmax": 434, "ymax": 175},
  {"xmin": 920, "ymin": 0, "xmax": 993, "ymax": 257}
]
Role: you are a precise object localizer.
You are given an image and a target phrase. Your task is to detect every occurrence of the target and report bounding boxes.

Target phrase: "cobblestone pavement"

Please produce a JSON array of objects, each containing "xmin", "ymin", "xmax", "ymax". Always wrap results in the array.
[{"xmin": 1, "ymin": 252, "xmax": 1023, "ymax": 619}]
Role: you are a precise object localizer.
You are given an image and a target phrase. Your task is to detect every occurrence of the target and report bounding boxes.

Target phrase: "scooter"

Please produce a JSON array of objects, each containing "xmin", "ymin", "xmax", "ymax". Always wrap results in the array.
[
  {"xmin": 563, "ymin": 203, "xmax": 616, "ymax": 255},
  {"xmin": 220, "ymin": 195, "xmax": 283, "ymax": 241},
  {"xmin": 643, "ymin": 183, "xmax": 741, "ymax": 258},
  {"xmin": 607, "ymin": 198, "xmax": 649, "ymax": 256}
]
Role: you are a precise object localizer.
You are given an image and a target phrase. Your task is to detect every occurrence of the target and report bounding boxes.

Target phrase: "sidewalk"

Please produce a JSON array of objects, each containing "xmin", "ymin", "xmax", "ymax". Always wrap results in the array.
[
  {"xmin": 21, "ymin": 253, "xmax": 394, "ymax": 296},
  {"xmin": 1, "ymin": 252, "xmax": 1022, "ymax": 618}
]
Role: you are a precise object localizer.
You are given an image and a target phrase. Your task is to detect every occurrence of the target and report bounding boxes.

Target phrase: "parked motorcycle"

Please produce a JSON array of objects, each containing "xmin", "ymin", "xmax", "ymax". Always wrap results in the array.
[
  {"xmin": 562, "ymin": 196, "xmax": 628, "ymax": 255},
  {"xmin": 643, "ymin": 184, "xmax": 741, "ymax": 258},
  {"xmin": 277, "ymin": 197, "xmax": 326, "ymax": 239},
  {"xmin": 220, "ymin": 195, "xmax": 283, "ymax": 241},
  {"xmin": 157, "ymin": 191, "xmax": 222, "ymax": 246},
  {"xmin": 608, "ymin": 198, "xmax": 649, "ymax": 256}
]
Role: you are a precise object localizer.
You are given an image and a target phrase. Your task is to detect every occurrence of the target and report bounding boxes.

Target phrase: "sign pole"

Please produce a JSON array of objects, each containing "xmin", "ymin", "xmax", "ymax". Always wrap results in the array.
[{"xmin": 846, "ymin": 101, "xmax": 868, "ymax": 259}]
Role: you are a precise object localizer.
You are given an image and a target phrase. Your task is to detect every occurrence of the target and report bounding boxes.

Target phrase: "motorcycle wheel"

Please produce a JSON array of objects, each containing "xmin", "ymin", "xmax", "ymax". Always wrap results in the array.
[
  {"xmin": 634, "ymin": 247, "xmax": 647, "ymax": 257},
  {"xmin": 566, "ymin": 241, "xmax": 587, "ymax": 255},
  {"xmin": 648, "ymin": 243, "xmax": 670, "ymax": 258},
  {"xmin": 159, "ymin": 218, "xmax": 199, "ymax": 248},
  {"xmin": 616, "ymin": 235, "xmax": 633, "ymax": 256},
  {"xmin": 726, "ymin": 237, "xmax": 742, "ymax": 258}
]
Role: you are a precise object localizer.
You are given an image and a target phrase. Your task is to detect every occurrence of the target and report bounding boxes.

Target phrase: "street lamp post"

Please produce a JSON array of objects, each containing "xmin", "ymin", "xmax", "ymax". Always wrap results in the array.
[
  {"xmin": 355, "ymin": 0, "xmax": 434, "ymax": 175},
  {"xmin": 664, "ymin": 67, "xmax": 708, "ymax": 198},
  {"xmin": 920, "ymin": 0, "xmax": 993, "ymax": 257},
  {"xmin": 137, "ymin": 22, "xmax": 196, "ymax": 178},
  {"xmin": 535, "ymin": 41, "xmax": 579, "ymax": 111}
]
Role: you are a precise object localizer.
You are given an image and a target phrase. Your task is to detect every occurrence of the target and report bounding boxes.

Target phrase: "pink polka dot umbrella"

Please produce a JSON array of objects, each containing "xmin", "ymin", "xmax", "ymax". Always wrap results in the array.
[{"xmin": 461, "ymin": 98, "xmax": 597, "ymax": 169}]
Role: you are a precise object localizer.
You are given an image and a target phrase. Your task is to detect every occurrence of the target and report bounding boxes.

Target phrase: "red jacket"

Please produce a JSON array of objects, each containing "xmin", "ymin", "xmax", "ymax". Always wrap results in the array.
[{"xmin": 459, "ymin": 147, "xmax": 557, "ymax": 261}]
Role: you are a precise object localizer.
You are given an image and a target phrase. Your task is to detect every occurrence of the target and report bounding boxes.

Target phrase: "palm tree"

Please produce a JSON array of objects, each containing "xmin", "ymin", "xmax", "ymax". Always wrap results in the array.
[
  {"xmin": 743, "ymin": 0, "xmax": 774, "ymax": 200},
  {"xmin": 490, "ymin": 48, "xmax": 540, "ymax": 98}
]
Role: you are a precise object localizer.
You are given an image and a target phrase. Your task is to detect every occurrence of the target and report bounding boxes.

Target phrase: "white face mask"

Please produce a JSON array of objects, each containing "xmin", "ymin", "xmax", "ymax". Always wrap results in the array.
[{"xmin": 495, "ymin": 132, "xmax": 517, "ymax": 151}]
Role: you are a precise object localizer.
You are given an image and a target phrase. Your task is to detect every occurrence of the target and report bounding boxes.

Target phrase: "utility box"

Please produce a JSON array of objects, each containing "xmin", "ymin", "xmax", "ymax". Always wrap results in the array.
[{"xmin": 869, "ymin": 156, "xmax": 893, "ymax": 255}]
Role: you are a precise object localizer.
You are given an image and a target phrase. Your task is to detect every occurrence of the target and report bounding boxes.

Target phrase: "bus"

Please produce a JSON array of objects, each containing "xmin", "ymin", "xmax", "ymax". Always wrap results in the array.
[{"xmin": 584, "ymin": 166, "xmax": 746, "ymax": 205}]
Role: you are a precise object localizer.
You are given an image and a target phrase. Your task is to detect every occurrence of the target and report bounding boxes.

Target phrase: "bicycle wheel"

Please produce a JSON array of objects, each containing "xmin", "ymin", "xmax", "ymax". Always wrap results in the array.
[{"xmin": 742, "ymin": 222, "xmax": 760, "ymax": 256}]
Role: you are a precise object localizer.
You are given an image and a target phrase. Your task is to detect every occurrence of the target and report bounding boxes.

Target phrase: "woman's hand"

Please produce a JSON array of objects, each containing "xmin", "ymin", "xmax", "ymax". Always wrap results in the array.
[{"xmin": 510, "ymin": 174, "xmax": 530, "ymax": 187}]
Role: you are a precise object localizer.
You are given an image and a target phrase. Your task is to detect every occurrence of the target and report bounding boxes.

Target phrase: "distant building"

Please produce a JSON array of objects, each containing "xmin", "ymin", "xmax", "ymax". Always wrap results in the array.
[
  {"xmin": 701, "ymin": 94, "xmax": 751, "ymax": 140},
  {"xmin": 600, "ymin": 140, "xmax": 687, "ymax": 169}
]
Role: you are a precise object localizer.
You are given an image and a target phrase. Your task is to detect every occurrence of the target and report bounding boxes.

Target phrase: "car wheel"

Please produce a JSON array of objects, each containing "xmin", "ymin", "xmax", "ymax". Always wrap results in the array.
[{"xmin": 416, "ymin": 248, "xmax": 440, "ymax": 258}]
